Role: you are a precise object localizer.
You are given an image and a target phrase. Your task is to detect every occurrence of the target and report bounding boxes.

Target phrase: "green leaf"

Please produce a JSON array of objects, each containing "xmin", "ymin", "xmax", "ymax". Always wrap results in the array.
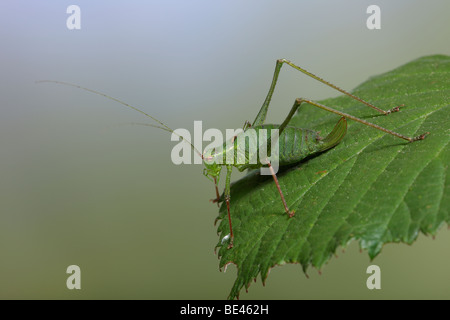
[{"xmin": 215, "ymin": 55, "xmax": 450, "ymax": 300}]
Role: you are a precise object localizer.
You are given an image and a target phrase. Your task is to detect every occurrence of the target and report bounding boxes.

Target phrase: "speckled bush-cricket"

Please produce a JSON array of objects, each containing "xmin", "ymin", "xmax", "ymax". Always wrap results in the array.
[{"xmin": 38, "ymin": 59, "xmax": 428, "ymax": 249}]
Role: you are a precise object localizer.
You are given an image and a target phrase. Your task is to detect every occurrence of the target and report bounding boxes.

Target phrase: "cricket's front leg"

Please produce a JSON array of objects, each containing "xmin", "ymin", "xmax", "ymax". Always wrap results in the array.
[
  {"xmin": 209, "ymin": 176, "xmax": 221, "ymax": 207},
  {"xmin": 224, "ymin": 165, "xmax": 234, "ymax": 249}
]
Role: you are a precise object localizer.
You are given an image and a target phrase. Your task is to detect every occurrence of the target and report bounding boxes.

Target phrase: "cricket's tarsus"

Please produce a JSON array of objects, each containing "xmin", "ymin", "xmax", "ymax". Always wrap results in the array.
[
  {"xmin": 412, "ymin": 132, "xmax": 430, "ymax": 142},
  {"xmin": 386, "ymin": 104, "xmax": 403, "ymax": 114},
  {"xmin": 37, "ymin": 59, "xmax": 429, "ymax": 251}
]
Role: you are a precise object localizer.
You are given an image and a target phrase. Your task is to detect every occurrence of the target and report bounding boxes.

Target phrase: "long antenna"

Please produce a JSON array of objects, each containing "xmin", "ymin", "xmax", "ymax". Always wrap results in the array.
[{"xmin": 36, "ymin": 80, "xmax": 203, "ymax": 157}]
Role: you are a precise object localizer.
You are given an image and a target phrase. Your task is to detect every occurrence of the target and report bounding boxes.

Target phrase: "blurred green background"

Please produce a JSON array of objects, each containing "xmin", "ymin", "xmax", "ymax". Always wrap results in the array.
[{"xmin": 0, "ymin": 0, "xmax": 449, "ymax": 299}]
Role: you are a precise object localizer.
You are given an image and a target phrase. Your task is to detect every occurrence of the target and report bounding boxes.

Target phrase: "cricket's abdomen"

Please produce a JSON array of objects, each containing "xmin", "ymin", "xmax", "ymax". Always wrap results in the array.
[
  {"xmin": 230, "ymin": 117, "xmax": 346, "ymax": 171},
  {"xmin": 260, "ymin": 124, "xmax": 325, "ymax": 165},
  {"xmin": 233, "ymin": 124, "xmax": 325, "ymax": 171}
]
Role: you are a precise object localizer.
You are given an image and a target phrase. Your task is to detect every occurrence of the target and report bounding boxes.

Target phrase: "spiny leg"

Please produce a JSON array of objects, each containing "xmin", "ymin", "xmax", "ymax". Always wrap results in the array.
[
  {"xmin": 267, "ymin": 162, "xmax": 295, "ymax": 218},
  {"xmin": 252, "ymin": 59, "xmax": 401, "ymax": 127},
  {"xmin": 210, "ymin": 176, "xmax": 221, "ymax": 207},
  {"xmin": 290, "ymin": 98, "xmax": 428, "ymax": 142},
  {"xmin": 224, "ymin": 165, "xmax": 234, "ymax": 249},
  {"xmin": 278, "ymin": 59, "xmax": 401, "ymax": 115}
]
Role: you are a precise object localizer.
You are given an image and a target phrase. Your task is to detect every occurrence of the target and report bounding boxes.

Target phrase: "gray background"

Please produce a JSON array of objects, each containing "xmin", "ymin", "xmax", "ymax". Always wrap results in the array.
[{"xmin": 0, "ymin": 0, "xmax": 449, "ymax": 299}]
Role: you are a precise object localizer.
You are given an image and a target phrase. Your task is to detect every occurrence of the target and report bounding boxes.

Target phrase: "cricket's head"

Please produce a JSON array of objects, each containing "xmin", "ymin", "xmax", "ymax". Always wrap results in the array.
[{"xmin": 202, "ymin": 147, "xmax": 223, "ymax": 181}]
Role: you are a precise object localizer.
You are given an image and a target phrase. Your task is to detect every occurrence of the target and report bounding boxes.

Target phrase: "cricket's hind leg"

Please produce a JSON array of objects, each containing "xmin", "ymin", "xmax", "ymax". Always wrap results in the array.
[
  {"xmin": 281, "ymin": 98, "xmax": 428, "ymax": 142},
  {"xmin": 252, "ymin": 59, "xmax": 403, "ymax": 129}
]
